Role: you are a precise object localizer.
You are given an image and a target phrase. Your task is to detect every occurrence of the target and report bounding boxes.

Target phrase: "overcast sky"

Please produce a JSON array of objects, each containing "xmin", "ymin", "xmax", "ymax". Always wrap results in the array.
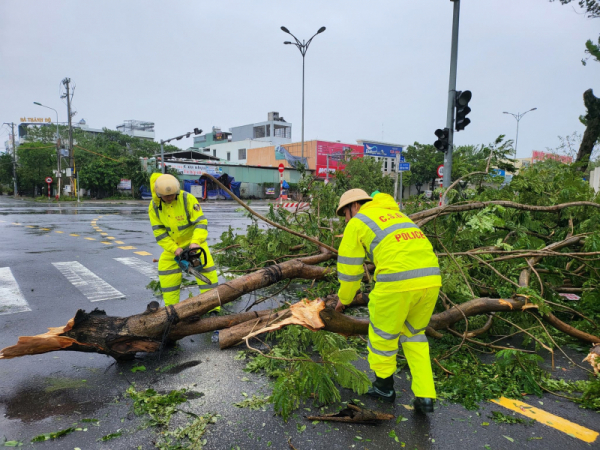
[{"xmin": 1, "ymin": 0, "xmax": 598, "ymax": 158}]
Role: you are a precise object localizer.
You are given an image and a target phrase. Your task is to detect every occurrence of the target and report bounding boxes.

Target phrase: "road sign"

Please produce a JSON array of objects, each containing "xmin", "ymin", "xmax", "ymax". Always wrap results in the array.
[
  {"xmin": 278, "ymin": 163, "xmax": 284, "ymax": 174},
  {"xmin": 437, "ymin": 165, "xmax": 444, "ymax": 178},
  {"xmin": 399, "ymin": 155, "xmax": 405, "ymax": 162},
  {"xmin": 398, "ymin": 163, "xmax": 410, "ymax": 171},
  {"xmin": 45, "ymin": 177, "xmax": 53, "ymax": 184}
]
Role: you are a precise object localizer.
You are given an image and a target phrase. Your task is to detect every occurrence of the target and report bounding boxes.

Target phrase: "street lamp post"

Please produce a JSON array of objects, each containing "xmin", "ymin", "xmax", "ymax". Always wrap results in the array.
[
  {"xmin": 503, "ymin": 108, "xmax": 537, "ymax": 159},
  {"xmin": 281, "ymin": 26, "xmax": 326, "ymax": 162},
  {"xmin": 34, "ymin": 102, "xmax": 61, "ymax": 198},
  {"xmin": 160, "ymin": 128, "xmax": 203, "ymax": 174}
]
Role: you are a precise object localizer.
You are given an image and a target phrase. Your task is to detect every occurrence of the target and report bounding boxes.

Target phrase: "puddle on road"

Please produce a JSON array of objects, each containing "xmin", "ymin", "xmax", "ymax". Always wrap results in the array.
[{"xmin": 0, "ymin": 376, "xmax": 111, "ymax": 423}]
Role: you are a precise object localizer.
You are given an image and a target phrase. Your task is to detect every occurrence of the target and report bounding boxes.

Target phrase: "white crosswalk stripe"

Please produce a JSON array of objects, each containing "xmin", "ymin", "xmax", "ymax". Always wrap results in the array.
[
  {"xmin": 114, "ymin": 257, "xmax": 158, "ymax": 280},
  {"xmin": 52, "ymin": 261, "xmax": 125, "ymax": 302},
  {"xmin": 0, "ymin": 267, "xmax": 32, "ymax": 315}
]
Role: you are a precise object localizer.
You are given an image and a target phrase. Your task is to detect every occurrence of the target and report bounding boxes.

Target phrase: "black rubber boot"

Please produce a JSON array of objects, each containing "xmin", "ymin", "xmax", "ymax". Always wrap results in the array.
[
  {"xmin": 413, "ymin": 397, "xmax": 434, "ymax": 413},
  {"xmin": 366, "ymin": 375, "xmax": 396, "ymax": 403}
]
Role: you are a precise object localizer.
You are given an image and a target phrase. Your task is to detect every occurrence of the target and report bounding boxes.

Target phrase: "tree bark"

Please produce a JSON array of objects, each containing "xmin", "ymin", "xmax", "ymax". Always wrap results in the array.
[
  {"xmin": 576, "ymin": 89, "xmax": 600, "ymax": 171},
  {"xmin": 0, "ymin": 253, "xmax": 334, "ymax": 360}
]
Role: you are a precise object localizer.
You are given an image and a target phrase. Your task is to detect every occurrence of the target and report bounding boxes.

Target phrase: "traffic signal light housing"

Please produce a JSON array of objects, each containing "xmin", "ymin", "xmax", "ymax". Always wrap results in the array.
[
  {"xmin": 434, "ymin": 128, "xmax": 450, "ymax": 152},
  {"xmin": 455, "ymin": 90, "xmax": 472, "ymax": 131}
]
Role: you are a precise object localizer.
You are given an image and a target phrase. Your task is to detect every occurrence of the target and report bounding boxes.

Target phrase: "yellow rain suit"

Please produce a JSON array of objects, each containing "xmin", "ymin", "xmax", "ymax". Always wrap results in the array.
[
  {"xmin": 148, "ymin": 173, "xmax": 219, "ymax": 306},
  {"xmin": 337, "ymin": 193, "xmax": 441, "ymax": 398}
]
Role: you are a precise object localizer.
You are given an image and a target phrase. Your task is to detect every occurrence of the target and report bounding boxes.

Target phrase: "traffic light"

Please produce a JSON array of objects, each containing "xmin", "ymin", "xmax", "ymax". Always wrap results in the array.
[
  {"xmin": 193, "ymin": 128, "xmax": 202, "ymax": 135},
  {"xmin": 455, "ymin": 90, "xmax": 472, "ymax": 131},
  {"xmin": 434, "ymin": 128, "xmax": 450, "ymax": 152}
]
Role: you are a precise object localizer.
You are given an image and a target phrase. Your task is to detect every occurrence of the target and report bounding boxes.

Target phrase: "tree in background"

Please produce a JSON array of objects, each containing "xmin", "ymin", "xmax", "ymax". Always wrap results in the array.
[
  {"xmin": 0, "ymin": 153, "xmax": 14, "ymax": 193},
  {"xmin": 15, "ymin": 143, "xmax": 56, "ymax": 196},
  {"xmin": 403, "ymin": 142, "xmax": 444, "ymax": 195},
  {"xmin": 551, "ymin": 0, "xmax": 600, "ymax": 64}
]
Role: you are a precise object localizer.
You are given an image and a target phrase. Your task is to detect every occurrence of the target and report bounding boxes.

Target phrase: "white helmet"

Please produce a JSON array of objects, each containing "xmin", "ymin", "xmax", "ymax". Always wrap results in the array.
[{"xmin": 154, "ymin": 174, "xmax": 180, "ymax": 197}]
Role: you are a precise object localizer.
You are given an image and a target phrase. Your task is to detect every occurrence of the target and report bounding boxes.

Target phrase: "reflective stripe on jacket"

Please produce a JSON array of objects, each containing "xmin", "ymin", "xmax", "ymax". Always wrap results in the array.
[
  {"xmin": 337, "ymin": 193, "xmax": 441, "ymax": 304},
  {"xmin": 148, "ymin": 173, "xmax": 208, "ymax": 253}
]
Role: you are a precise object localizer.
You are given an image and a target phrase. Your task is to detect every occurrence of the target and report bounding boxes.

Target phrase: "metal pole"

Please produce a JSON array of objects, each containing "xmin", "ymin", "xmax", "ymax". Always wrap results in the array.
[
  {"xmin": 63, "ymin": 78, "xmax": 74, "ymax": 196},
  {"xmin": 301, "ymin": 51, "xmax": 305, "ymax": 161},
  {"xmin": 443, "ymin": 0, "xmax": 461, "ymax": 189},
  {"xmin": 77, "ymin": 170, "xmax": 80, "ymax": 203},
  {"xmin": 160, "ymin": 140, "xmax": 165, "ymax": 174},
  {"xmin": 326, "ymin": 154, "xmax": 329, "ymax": 182},
  {"xmin": 514, "ymin": 116, "xmax": 520, "ymax": 159},
  {"xmin": 10, "ymin": 123, "xmax": 17, "ymax": 198},
  {"xmin": 394, "ymin": 153, "xmax": 399, "ymax": 201},
  {"xmin": 400, "ymin": 170, "xmax": 403, "ymax": 210}
]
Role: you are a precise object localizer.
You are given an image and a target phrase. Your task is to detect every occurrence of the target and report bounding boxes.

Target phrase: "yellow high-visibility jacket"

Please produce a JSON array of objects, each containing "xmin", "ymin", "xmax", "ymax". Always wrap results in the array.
[
  {"xmin": 337, "ymin": 193, "xmax": 441, "ymax": 304},
  {"xmin": 148, "ymin": 173, "xmax": 208, "ymax": 253}
]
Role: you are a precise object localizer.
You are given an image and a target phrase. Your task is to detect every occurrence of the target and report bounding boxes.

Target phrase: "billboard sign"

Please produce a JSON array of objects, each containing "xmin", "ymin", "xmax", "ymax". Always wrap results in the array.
[
  {"xmin": 165, "ymin": 162, "xmax": 223, "ymax": 177},
  {"xmin": 532, "ymin": 151, "xmax": 572, "ymax": 165},
  {"xmin": 362, "ymin": 142, "xmax": 403, "ymax": 157},
  {"xmin": 315, "ymin": 141, "xmax": 363, "ymax": 178},
  {"xmin": 398, "ymin": 163, "xmax": 410, "ymax": 171},
  {"xmin": 117, "ymin": 179, "xmax": 132, "ymax": 190}
]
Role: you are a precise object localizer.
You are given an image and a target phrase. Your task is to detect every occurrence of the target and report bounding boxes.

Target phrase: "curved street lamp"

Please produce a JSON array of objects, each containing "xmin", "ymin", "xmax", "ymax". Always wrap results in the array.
[
  {"xmin": 34, "ymin": 102, "xmax": 61, "ymax": 198},
  {"xmin": 503, "ymin": 108, "xmax": 537, "ymax": 159},
  {"xmin": 281, "ymin": 26, "xmax": 326, "ymax": 161}
]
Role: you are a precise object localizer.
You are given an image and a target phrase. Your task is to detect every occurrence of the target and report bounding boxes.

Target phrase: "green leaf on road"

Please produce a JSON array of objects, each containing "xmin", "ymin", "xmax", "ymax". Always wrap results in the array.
[{"xmin": 503, "ymin": 435, "xmax": 514, "ymax": 442}]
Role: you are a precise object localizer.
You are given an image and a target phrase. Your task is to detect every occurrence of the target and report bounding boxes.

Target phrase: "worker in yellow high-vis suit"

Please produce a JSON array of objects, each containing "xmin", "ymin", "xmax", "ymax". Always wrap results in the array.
[
  {"xmin": 148, "ymin": 173, "xmax": 219, "ymax": 306},
  {"xmin": 334, "ymin": 189, "xmax": 441, "ymax": 413}
]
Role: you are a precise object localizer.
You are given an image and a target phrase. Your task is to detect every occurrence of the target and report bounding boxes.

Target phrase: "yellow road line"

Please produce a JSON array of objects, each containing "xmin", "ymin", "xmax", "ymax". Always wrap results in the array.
[
  {"xmin": 70, "ymin": 234, "xmax": 79, "ymax": 236},
  {"xmin": 107, "ymin": 237, "xmax": 115, "ymax": 240},
  {"xmin": 100, "ymin": 232, "xmax": 108, "ymax": 235},
  {"xmin": 118, "ymin": 246, "xmax": 137, "ymax": 250},
  {"xmin": 55, "ymin": 231, "xmax": 63, "ymax": 234},
  {"xmin": 101, "ymin": 241, "xmax": 112, "ymax": 245},
  {"xmin": 84, "ymin": 237, "xmax": 96, "ymax": 240},
  {"xmin": 115, "ymin": 240, "xmax": 125, "ymax": 244},
  {"xmin": 12, "ymin": 222, "xmax": 21, "ymax": 225},
  {"xmin": 491, "ymin": 397, "xmax": 598, "ymax": 443},
  {"xmin": 26, "ymin": 225, "xmax": 36, "ymax": 228},
  {"xmin": 40, "ymin": 228, "xmax": 50, "ymax": 231},
  {"xmin": 134, "ymin": 251, "xmax": 152, "ymax": 256}
]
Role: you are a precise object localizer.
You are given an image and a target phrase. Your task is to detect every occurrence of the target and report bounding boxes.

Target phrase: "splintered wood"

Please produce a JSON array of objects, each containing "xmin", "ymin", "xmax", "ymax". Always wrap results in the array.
[
  {"xmin": 0, "ymin": 318, "xmax": 92, "ymax": 359},
  {"xmin": 583, "ymin": 344, "xmax": 600, "ymax": 374},
  {"xmin": 243, "ymin": 299, "xmax": 326, "ymax": 342}
]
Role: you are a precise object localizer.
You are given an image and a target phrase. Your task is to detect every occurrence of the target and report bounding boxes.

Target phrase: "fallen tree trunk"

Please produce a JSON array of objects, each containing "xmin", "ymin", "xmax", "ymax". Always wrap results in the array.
[
  {"xmin": 218, "ymin": 294, "xmax": 600, "ymax": 349},
  {"xmin": 0, "ymin": 253, "xmax": 334, "ymax": 360}
]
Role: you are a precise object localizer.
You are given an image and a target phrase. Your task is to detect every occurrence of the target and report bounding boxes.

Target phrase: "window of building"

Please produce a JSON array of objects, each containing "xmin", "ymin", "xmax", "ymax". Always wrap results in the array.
[
  {"xmin": 266, "ymin": 125, "xmax": 270, "ymax": 137},
  {"xmin": 274, "ymin": 125, "xmax": 291, "ymax": 139},
  {"xmin": 253, "ymin": 126, "xmax": 266, "ymax": 138},
  {"xmin": 227, "ymin": 152, "xmax": 231, "ymax": 161},
  {"xmin": 238, "ymin": 148, "xmax": 247, "ymax": 160},
  {"xmin": 213, "ymin": 149, "xmax": 216, "ymax": 157}
]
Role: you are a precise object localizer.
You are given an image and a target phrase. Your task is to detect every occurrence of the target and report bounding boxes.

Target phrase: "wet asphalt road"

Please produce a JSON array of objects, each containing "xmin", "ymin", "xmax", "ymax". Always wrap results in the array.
[{"xmin": 0, "ymin": 196, "xmax": 598, "ymax": 450}]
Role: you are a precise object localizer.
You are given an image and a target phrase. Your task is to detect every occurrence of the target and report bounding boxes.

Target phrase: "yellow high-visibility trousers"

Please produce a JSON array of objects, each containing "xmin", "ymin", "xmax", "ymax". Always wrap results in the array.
[
  {"xmin": 158, "ymin": 242, "xmax": 219, "ymax": 306},
  {"xmin": 367, "ymin": 286, "xmax": 439, "ymax": 398}
]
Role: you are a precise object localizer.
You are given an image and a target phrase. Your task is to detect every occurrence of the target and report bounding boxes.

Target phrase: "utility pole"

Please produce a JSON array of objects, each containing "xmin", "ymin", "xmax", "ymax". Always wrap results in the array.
[
  {"xmin": 443, "ymin": 0, "xmax": 461, "ymax": 188},
  {"xmin": 62, "ymin": 78, "xmax": 74, "ymax": 196},
  {"xmin": 9, "ymin": 123, "xmax": 17, "ymax": 197}
]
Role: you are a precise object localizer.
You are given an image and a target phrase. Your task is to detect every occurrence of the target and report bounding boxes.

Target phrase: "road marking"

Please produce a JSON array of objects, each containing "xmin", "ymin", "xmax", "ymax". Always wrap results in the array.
[
  {"xmin": 55, "ymin": 231, "xmax": 63, "ymax": 234},
  {"xmin": 40, "ymin": 228, "xmax": 50, "ymax": 231},
  {"xmin": 70, "ymin": 234, "xmax": 79, "ymax": 237},
  {"xmin": 101, "ymin": 241, "xmax": 112, "ymax": 245},
  {"xmin": 118, "ymin": 246, "xmax": 137, "ymax": 250},
  {"xmin": 491, "ymin": 397, "xmax": 598, "ymax": 443},
  {"xmin": 100, "ymin": 232, "xmax": 108, "ymax": 235},
  {"xmin": 107, "ymin": 237, "xmax": 115, "ymax": 240},
  {"xmin": 12, "ymin": 222, "xmax": 21, "ymax": 225},
  {"xmin": 84, "ymin": 237, "xmax": 96, "ymax": 240},
  {"xmin": 114, "ymin": 257, "xmax": 158, "ymax": 279},
  {"xmin": 134, "ymin": 251, "xmax": 152, "ymax": 256},
  {"xmin": 0, "ymin": 267, "xmax": 31, "ymax": 315},
  {"xmin": 52, "ymin": 261, "xmax": 125, "ymax": 302},
  {"xmin": 26, "ymin": 225, "xmax": 36, "ymax": 228},
  {"xmin": 115, "ymin": 240, "xmax": 125, "ymax": 244}
]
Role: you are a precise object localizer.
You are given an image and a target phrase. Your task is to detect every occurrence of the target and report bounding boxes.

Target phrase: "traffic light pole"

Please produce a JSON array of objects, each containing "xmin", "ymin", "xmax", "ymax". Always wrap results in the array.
[{"xmin": 443, "ymin": 0, "xmax": 461, "ymax": 189}]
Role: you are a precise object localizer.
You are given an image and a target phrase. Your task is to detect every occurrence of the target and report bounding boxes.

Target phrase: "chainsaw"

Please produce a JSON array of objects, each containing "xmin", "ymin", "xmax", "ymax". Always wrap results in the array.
[{"xmin": 175, "ymin": 247, "xmax": 211, "ymax": 284}]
